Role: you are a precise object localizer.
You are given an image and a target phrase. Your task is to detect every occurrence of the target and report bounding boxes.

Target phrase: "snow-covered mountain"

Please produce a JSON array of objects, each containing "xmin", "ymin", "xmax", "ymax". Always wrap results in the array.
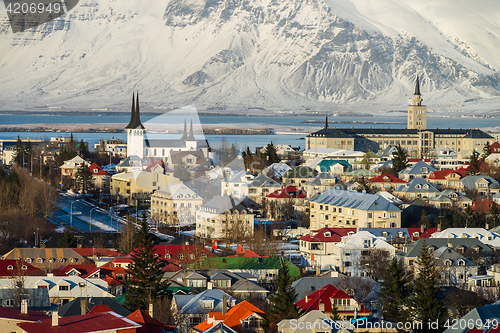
[{"xmin": 0, "ymin": 0, "xmax": 500, "ymax": 111}]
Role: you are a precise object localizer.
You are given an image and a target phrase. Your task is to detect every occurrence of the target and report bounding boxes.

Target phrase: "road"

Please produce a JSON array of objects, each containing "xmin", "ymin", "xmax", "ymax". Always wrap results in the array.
[{"xmin": 50, "ymin": 192, "xmax": 125, "ymax": 233}]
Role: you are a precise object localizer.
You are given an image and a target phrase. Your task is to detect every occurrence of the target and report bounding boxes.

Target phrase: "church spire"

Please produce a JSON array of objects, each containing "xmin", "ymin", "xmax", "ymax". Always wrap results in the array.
[
  {"xmin": 187, "ymin": 119, "xmax": 196, "ymax": 140},
  {"xmin": 414, "ymin": 76, "xmax": 421, "ymax": 96},
  {"xmin": 127, "ymin": 91, "xmax": 144, "ymax": 129},
  {"xmin": 325, "ymin": 115, "xmax": 329, "ymax": 129},
  {"xmin": 180, "ymin": 119, "xmax": 188, "ymax": 141}
]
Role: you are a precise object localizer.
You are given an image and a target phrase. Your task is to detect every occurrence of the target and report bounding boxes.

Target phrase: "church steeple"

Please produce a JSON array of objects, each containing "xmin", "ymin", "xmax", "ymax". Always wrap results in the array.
[
  {"xmin": 180, "ymin": 119, "xmax": 188, "ymax": 141},
  {"xmin": 325, "ymin": 116, "xmax": 329, "ymax": 129},
  {"xmin": 414, "ymin": 75, "xmax": 421, "ymax": 96},
  {"xmin": 187, "ymin": 119, "xmax": 196, "ymax": 140},
  {"xmin": 126, "ymin": 91, "xmax": 145, "ymax": 129},
  {"xmin": 407, "ymin": 75, "xmax": 426, "ymax": 130}
]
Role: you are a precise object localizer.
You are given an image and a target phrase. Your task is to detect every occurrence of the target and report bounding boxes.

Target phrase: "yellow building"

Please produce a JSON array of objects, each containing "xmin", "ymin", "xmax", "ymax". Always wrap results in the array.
[
  {"xmin": 306, "ymin": 78, "xmax": 493, "ymax": 157},
  {"xmin": 110, "ymin": 170, "xmax": 181, "ymax": 206},
  {"xmin": 309, "ymin": 189, "xmax": 401, "ymax": 230},
  {"xmin": 151, "ymin": 183, "xmax": 203, "ymax": 225}
]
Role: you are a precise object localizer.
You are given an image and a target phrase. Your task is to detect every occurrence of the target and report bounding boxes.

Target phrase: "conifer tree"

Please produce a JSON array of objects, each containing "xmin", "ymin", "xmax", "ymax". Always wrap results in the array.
[
  {"xmin": 468, "ymin": 150, "xmax": 481, "ymax": 175},
  {"xmin": 378, "ymin": 257, "xmax": 410, "ymax": 324},
  {"xmin": 410, "ymin": 241, "xmax": 446, "ymax": 332},
  {"xmin": 482, "ymin": 142, "xmax": 492, "ymax": 161},
  {"xmin": 330, "ymin": 304, "xmax": 340, "ymax": 320},
  {"xmin": 391, "ymin": 144, "xmax": 409, "ymax": 173},
  {"xmin": 125, "ymin": 212, "xmax": 166, "ymax": 311},
  {"xmin": 264, "ymin": 142, "xmax": 279, "ymax": 164},
  {"xmin": 266, "ymin": 259, "xmax": 301, "ymax": 329},
  {"xmin": 59, "ymin": 230, "xmax": 77, "ymax": 248}
]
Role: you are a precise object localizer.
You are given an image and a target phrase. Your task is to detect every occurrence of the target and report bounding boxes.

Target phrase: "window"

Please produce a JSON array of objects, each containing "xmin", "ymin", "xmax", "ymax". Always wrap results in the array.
[
  {"xmin": 344, "ymin": 261, "xmax": 352, "ymax": 267},
  {"xmin": 178, "ymin": 254, "xmax": 184, "ymax": 260},
  {"xmin": 367, "ymin": 212, "xmax": 373, "ymax": 219},
  {"xmin": 59, "ymin": 285, "xmax": 69, "ymax": 291},
  {"xmin": 7, "ymin": 265, "xmax": 13, "ymax": 270}
]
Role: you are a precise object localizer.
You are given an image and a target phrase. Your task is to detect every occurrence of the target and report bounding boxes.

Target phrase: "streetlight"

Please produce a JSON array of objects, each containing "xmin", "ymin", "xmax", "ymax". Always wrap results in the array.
[
  {"xmin": 34, "ymin": 228, "xmax": 39, "ymax": 247},
  {"xmin": 70, "ymin": 199, "xmax": 83, "ymax": 230},
  {"xmin": 90, "ymin": 207, "xmax": 98, "ymax": 233}
]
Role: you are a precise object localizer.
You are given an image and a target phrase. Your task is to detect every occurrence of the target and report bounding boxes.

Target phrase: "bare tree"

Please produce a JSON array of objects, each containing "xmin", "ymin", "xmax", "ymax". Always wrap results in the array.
[
  {"xmin": 117, "ymin": 216, "xmax": 136, "ymax": 255},
  {"xmin": 356, "ymin": 249, "xmax": 391, "ymax": 281},
  {"xmin": 245, "ymin": 226, "xmax": 281, "ymax": 257}
]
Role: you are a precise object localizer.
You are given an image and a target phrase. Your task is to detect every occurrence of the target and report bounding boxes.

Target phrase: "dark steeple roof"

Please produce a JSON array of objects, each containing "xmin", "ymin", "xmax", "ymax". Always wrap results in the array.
[
  {"xmin": 325, "ymin": 116, "xmax": 329, "ymax": 129},
  {"xmin": 187, "ymin": 119, "xmax": 196, "ymax": 140},
  {"xmin": 125, "ymin": 91, "xmax": 145, "ymax": 130},
  {"xmin": 180, "ymin": 119, "xmax": 188, "ymax": 141},
  {"xmin": 414, "ymin": 76, "xmax": 421, "ymax": 96}
]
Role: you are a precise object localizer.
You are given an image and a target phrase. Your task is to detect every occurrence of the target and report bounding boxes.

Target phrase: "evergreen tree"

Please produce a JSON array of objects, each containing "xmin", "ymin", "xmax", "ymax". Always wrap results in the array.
[
  {"xmin": 482, "ymin": 142, "xmax": 492, "ymax": 161},
  {"xmin": 59, "ymin": 230, "xmax": 77, "ymax": 247},
  {"xmin": 79, "ymin": 139, "xmax": 90, "ymax": 158},
  {"xmin": 330, "ymin": 304, "xmax": 340, "ymax": 320},
  {"xmin": 468, "ymin": 150, "xmax": 481, "ymax": 175},
  {"xmin": 14, "ymin": 136, "xmax": 25, "ymax": 166},
  {"xmin": 173, "ymin": 161, "xmax": 191, "ymax": 181},
  {"xmin": 490, "ymin": 203, "xmax": 500, "ymax": 229},
  {"xmin": 75, "ymin": 164, "xmax": 93, "ymax": 194},
  {"xmin": 125, "ymin": 212, "xmax": 166, "ymax": 311},
  {"xmin": 391, "ymin": 144, "xmax": 409, "ymax": 173},
  {"xmin": 264, "ymin": 142, "xmax": 279, "ymax": 164},
  {"xmin": 410, "ymin": 241, "xmax": 446, "ymax": 332},
  {"xmin": 266, "ymin": 259, "xmax": 301, "ymax": 330},
  {"xmin": 242, "ymin": 146, "xmax": 253, "ymax": 171},
  {"xmin": 378, "ymin": 257, "xmax": 411, "ymax": 325}
]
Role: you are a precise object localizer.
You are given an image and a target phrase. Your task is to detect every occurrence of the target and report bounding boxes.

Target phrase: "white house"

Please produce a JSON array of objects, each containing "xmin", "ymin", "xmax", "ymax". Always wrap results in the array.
[{"xmin": 431, "ymin": 228, "xmax": 500, "ymax": 250}]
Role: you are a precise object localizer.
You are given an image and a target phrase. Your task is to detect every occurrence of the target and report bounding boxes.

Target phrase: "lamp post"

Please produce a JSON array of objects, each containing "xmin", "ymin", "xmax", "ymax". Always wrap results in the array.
[
  {"xmin": 90, "ymin": 207, "xmax": 98, "ymax": 233},
  {"xmin": 70, "ymin": 199, "xmax": 83, "ymax": 230}
]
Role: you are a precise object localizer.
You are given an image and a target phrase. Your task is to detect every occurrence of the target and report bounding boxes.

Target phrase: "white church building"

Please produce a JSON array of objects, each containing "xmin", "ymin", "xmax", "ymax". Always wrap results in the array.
[{"xmin": 125, "ymin": 92, "xmax": 211, "ymax": 161}]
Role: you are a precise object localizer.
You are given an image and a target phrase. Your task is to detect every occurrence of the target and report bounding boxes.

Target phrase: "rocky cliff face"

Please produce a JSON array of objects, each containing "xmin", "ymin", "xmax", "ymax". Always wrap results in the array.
[{"xmin": 0, "ymin": 0, "xmax": 499, "ymax": 110}]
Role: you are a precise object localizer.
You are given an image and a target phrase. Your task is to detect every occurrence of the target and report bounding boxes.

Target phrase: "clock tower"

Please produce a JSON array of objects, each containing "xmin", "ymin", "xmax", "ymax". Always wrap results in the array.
[{"xmin": 407, "ymin": 76, "xmax": 427, "ymax": 130}]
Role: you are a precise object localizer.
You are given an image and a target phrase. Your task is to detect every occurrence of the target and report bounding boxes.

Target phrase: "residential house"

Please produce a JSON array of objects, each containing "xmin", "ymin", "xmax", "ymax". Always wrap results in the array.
[
  {"xmin": 192, "ymin": 257, "xmax": 300, "ymax": 283},
  {"xmin": 116, "ymin": 155, "xmax": 145, "ymax": 173},
  {"xmin": 262, "ymin": 163, "xmax": 292, "ymax": 180},
  {"xmin": 398, "ymin": 160, "xmax": 437, "ymax": 181},
  {"xmin": 333, "ymin": 231, "xmax": 396, "ymax": 276},
  {"xmin": 427, "ymin": 169, "xmax": 466, "ymax": 190},
  {"xmin": 295, "ymin": 284, "xmax": 371, "ymax": 319},
  {"xmin": 142, "ymin": 159, "xmax": 174, "ymax": 175},
  {"xmin": 471, "ymin": 199, "xmax": 500, "ymax": 215},
  {"xmin": 316, "ymin": 160, "xmax": 351, "ymax": 175},
  {"xmin": 17, "ymin": 311, "xmax": 141, "ymax": 333},
  {"xmin": 442, "ymin": 303, "xmax": 500, "ymax": 333},
  {"xmin": 283, "ymin": 166, "xmax": 318, "ymax": 187},
  {"xmin": 299, "ymin": 228, "xmax": 357, "ymax": 269},
  {"xmin": 393, "ymin": 177, "xmax": 440, "ymax": 200},
  {"xmin": 309, "ymin": 189, "xmax": 402, "ymax": 230},
  {"xmin": 303, "ymin": 173, "xmax": 338, "ymax": 199},
  {"xmin": 427, "ymin": 190, "xmax": 472, "ymax": 210},
  {"xmin": 398, "ymin": 238, "xmax": 492, "ymax": 271},
  {"xmin": 127, "ymin": 309, "xmax": 174, "ymax": 333},
  {"xmin": 88, "ymin": 162, "xmax": 110, "ymax": 190},
  {"xmin": 151, "ymin": 183, "xmax": 204, "ymax": 225},
  {"xmin": 433, "ymin": 246, "xmax": 479, "ymax": 286},
  {"xmin": 151, "ymin": 245, "xmax": 215, "ymax": 268},
  {"xmin": 60, "ymin": 156, "xmax": 89, "ymax": 179},
  {"xmin": 431, "ymin": 228, "xmax": 500, "ymax": 250},
  {"xmin": 171, "ymin": 289, "xmax": 239, "ymax": 330},
  {"xmin": 0, "ymin": 306, "xmax": 48, "ymax": 333},
  {"xmin": 0, "ymin": 259, "xmax": 44, "ymax": 278},
  {"xmin": 168, "ymin": 150, "xmax": 207, "ymax": 172},
  {"xmin": 0, "ymin": 275, "xmax": 112, "ymax": 306},
  {"xmin": 247, "ymin": 175, "xmax": 282, "ymax": 204},
  {"xmin": 196, "ymin": 196, "xmax": 254, "ymax": 240},
  {"xmin": 195, "ymin": 300, "xmax": 266, "ymax": 333},
  {"xmin": 351, "ymin": 151, "xmax": 381, "ymax": 170},
  {"xmin": 110, "ymin": 170, "xmax": 181, "ymax": 206},
  {"xmin": 221, "ymin": 171, "xmax": 255, "ymax": 199},
  {"xmin": 367, "ymin": 173, "xmax": 407, "ymax": 191},
  {"xmin": 0, "ymin": 288, "xmax": 50, "ymax": 309},
  {"xmin": 266, "ymin": 185, "xmax": 307, "ymax": 201},
  {"xmin": 340, "ymin": 169, "xmax": 378, "ymax": 183},
  {"xmin": 459, "ymin": 175, "xmax": 500, "ymax": 196},
  {"xmin": 94, "ymin": 139, "xmax": 127, "ymax": 157},
  {"xmin": 3, "ymin": 248, "xmax": 89, "ymax": 271}
]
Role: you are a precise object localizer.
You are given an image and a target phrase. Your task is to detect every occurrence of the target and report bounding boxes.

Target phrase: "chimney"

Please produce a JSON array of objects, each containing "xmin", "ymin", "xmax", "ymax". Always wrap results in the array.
[
  {"xmin": 237, "ymin": 244, "xmax": 242, "ymax": 253},
  {"xmin": 486, "ymin": 223, "xmax": 490, "ymax": 230},
  {"xmin": 81, "ymin": 297, "xmax": 87, "ymax": 315},
  {"xmin": 21, "ymin": 299, "xmax": 28, "ymax": 315},
  {"xmin": 149, "ymin": 303, "xmax": 154, "ymax": 318},
  {"xmin": 437, "ymin": 223, "xmax": 442, "ymax": 232},
  {"xmin": 447, "ymin": 241, "xmax": 453, "ymax": 248},
  {"xmin": 222, "ymin": 295, "xmax": 227, "ymax": 315},
  {"xmin": 420, "ymin": 224, "xmax": 424, "ymax": 233},
  {"xmin": 52, "ymin": 312, "xmax": 59, "ymax": 327},
  {"xmin": 316, "ymin": 265, "xmax": 320, "ymax": 276},
  {"xmin": 207, "ymin": 281, "xmax": 213, "ymax": 289}
]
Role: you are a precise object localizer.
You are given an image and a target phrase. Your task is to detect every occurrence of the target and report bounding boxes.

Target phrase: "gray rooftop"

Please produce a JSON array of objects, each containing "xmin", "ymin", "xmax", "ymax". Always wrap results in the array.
[
  {"xmin": 311, "ymin": 189, "xmax": 401, "ymax": 212},
  {"xmin": 395, "ymin": 177, "xmax": 439, "ymax": 193}
]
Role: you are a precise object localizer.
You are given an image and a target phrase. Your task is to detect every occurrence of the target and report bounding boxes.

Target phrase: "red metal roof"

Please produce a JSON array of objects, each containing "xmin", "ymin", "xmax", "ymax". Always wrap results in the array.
[
  {"xmin": 428, "ymin": 169, "xmax": 466, "ymax": 180},
  {"xmin": 368, "ymin": 173, "xmax": 406, "ymax": 183},
  {"xmin": 52, "ymin": 264, "xmax": 100, "ymax": 278},
  {"xmin": 143, "ymin": 160, "xmax": 173, "ymax": 173},
  {"xmin": 491, "ymin": 142, "xmax": 500, "ymax": 153},
  {"xmin": 471, "ymin": 199, "xmax": 500, "ymax": 212},
  {"xmin": 0, "ymin": 259, "xmax": 44, "ymax": 277},
  {"xmin": 88, "ymin": 162, "xmax": 109, "ymax": 176},
  {"xmin": 299, "ymin": 228, "xmax": 357, "ymax": 243},
  {"xmin": 87, "ymin": 304, "xmax": 113, "ymax": 314},
  {"xmin": 126, "ymin": 309, "xmax": 171, "ymax": 333},
  {"xmin": 266, "ymin": 186, "xmax": 307, "ymax": 199},
  {"xmin": 18, "ymin": 311, "xmax": 141, "ymax": 333},
  {"xmin": 0, "ymin": 307, "xmax": 48, "ymax": 322},
  {"xmin": 407, "ymin": 227, "xmax": 438, "ymax": 240},
  {"xmin": 295, "ymin": 284, "xmax": 371, "ymax": 315}
]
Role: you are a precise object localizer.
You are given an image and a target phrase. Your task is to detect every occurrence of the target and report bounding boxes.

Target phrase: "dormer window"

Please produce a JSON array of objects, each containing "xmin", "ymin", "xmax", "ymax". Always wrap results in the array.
[
  {"xmin": 178, "ymin": 254, "xmax": 185, "ymax": 260},
  {"xmin": 25, "ymin": 258, "xmax": 32, "ymax": 263},
  {"xmin": 445, "ymin": 259, "xmax": 452, "ymax": 266},
  {"xmin": 324, "ymin": 232, "xmax": 331, "ymax": 237},
  {"xmin": 37, "ymin": 258, "xmax": 43, "ymax": 263},
  {"xmin": 165, "ymin": 254, "xmax": 172, "ymax": 259},
  {"xmin": 413, "ymin": 232, "xmax": 420, "ymax": 237},
  {"xmin": 59, "ymin": 258, "xmax": 66, "ymax": 263},
  {"xmin": 458, "ymin": 259, "xmax": 465, "ymax": 266},
  {"xmin": 22, "ymin": 265, "xmax": 28, "ymax": 270},
  {"xmin": 7, "ymin": 265, "xmax": 13, "ymax": 270},
  {"xmin": 421, "ymin": 167, "xmax": 428, "ymax": 174},
  {"xmin": 70, "ymin": 258, "xmax": 77, "ymax": 263}
]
